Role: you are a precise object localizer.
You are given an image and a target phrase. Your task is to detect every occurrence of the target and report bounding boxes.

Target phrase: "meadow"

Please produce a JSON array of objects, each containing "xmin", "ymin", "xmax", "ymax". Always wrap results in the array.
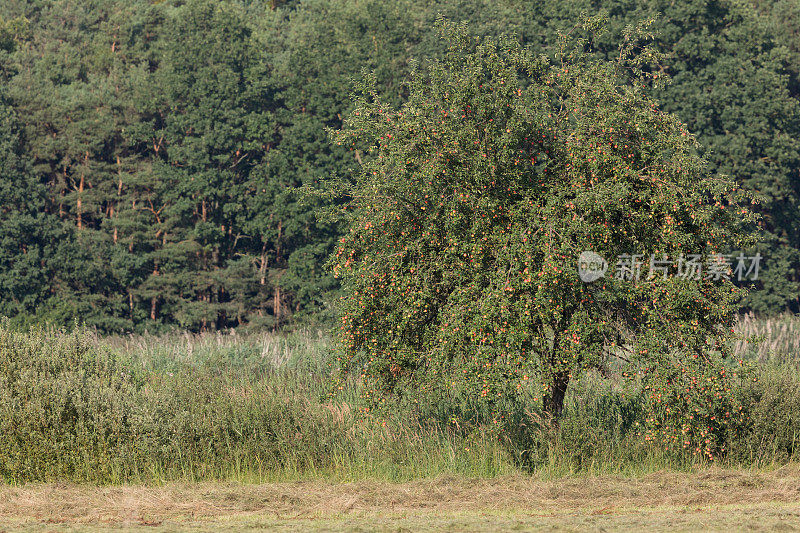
[
  {"xmin": 1, "ymin": 316, "xmax": 800, "ymax": 530},
  {"xmin": 0, "ymin": 315, "xmax": 798, "ymax": 486}
]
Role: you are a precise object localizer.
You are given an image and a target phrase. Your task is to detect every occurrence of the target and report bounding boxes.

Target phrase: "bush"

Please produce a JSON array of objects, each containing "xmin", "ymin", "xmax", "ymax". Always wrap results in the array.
[
  {"xmin": 0, "ymin": 323, "xmax": 145, "ymax": 480},
  {"xmin": 0, "ymin": 324, "xmax": 513, "ymax": 483}
]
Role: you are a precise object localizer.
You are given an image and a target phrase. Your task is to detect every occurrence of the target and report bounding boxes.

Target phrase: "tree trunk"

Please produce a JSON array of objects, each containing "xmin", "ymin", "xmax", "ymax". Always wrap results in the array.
[
  {"xmin": 114, "ymin": 155, "xmax": 122, "ymax": 243},
  {"xmin": 76, "ymin": 151, "xmax": 89, "ymax": 229},
  {"xmin": 77, "ymin": 173, "xmax": 84, "ymax": 229},
  {"xmin": 543, "ymin": 371, "xmax": 570, "ymax": 423},
  {"xmin": 259, "ymin": 251, "xmax": 267, "ymax": 285}
]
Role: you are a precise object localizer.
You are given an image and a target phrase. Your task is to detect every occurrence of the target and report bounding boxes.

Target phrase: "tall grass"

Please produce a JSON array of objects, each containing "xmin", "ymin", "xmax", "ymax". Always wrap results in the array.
[
  {"xmin": 0, "ymin": 324, "xmax": 515, "ymax": 483},
  {"xmin": 0, "ymin": 316, "xmax": 799, "ymax": 484},
  {"xmin": 733, "ymin": 313, "xmax": 800, "ymax": 365}
]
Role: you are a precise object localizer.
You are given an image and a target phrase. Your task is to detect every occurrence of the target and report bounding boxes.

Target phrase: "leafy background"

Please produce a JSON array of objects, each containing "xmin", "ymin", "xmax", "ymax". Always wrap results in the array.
[{"xmin": 0, "ymin": 0, "xmax": 798, "ymax": 332}]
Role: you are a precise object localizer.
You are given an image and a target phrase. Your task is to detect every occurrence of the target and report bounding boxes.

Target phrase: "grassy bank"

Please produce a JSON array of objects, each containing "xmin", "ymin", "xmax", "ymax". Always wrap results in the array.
[{"xmin": 0, "ymin": 318, "xmax": 799, "ymax": 484}]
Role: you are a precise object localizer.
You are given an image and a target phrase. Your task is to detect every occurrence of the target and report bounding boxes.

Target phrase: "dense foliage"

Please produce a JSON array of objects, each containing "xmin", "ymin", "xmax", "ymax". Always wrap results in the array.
[
  {"xmin": 0, "ymin": 0, "xmax": 799, "ymax": 331},
  {"xmin": 0, "ymin": 323, "xmax": 797, "ymax": 482},
  {"xmin": 330, "ymin": 17, "xmax": 758, "ymax": 458}
]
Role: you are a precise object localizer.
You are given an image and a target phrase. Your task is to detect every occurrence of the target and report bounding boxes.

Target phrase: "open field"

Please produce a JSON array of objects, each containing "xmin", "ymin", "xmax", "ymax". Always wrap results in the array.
[
  {"xmin": 2, "ymin": 316, "xmax": 800, "ymax": 530},
  {"xmin": 1, "ymin": 467, "xmax": 800, "ymax": 531}
]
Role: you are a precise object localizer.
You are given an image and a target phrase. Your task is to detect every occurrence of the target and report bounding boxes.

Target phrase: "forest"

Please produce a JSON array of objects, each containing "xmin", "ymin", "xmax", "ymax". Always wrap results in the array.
[{"xmin": 1, "ymin": 0, "xmax": 799, "ymax": 332}]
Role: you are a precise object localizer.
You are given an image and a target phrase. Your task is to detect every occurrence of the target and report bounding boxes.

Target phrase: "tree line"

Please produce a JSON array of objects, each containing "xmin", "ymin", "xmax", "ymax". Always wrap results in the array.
[{"xmin": 0, "ymin": 0, "xmax": 798, "ymax": 332}]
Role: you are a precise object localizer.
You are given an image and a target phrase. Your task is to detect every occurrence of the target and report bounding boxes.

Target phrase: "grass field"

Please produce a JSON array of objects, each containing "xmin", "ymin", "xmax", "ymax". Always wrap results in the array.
[
  {"xmin": 1, "ymin": 467, "xmax": 799, "ymax": 531},
  {"xmin": 1, "ymin": 315, "xmax": 800, "ymax": 530}
]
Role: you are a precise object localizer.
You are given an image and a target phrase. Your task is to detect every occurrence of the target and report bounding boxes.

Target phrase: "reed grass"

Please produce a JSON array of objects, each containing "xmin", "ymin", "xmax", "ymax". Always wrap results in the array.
[{"xmin": 733, "ymin": 313, "xmax": 800, "ymax": 365}]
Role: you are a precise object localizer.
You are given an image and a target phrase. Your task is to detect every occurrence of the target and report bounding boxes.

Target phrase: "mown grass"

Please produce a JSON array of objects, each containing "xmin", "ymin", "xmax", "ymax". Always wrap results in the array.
[
  {"xmin": 0, "ymin": 316, "xmax": 799, "ymax": 484},
  {"xmin": 4, "ymin": 468, "xmax": 800, "ymax": 531}
]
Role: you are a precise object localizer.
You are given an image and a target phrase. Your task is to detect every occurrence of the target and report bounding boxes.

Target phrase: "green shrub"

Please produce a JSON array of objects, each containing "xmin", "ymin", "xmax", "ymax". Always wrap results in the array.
[
  {"xmin": 0, "ymin": 323, "xmax": 144, "ymax": 481},
  {"xmin": 0, "ymin": 324, "xmax": 513, "ymax": 483}
]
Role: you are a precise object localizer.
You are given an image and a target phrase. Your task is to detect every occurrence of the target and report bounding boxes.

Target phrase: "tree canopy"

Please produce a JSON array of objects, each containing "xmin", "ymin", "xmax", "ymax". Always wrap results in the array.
[
  {"xmin": 0, "ymin": 0, "xmax": 796, "ymax": 331},
  {"xmin": 328, "ymin": 17, "xmax": 756, "ymax": 458}
]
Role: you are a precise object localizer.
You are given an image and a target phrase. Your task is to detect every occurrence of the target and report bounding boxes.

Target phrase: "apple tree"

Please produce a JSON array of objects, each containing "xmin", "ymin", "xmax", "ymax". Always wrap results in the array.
[{"xmin": 328, "ymin": 16, "xmax": 756, "ymax": 459}]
